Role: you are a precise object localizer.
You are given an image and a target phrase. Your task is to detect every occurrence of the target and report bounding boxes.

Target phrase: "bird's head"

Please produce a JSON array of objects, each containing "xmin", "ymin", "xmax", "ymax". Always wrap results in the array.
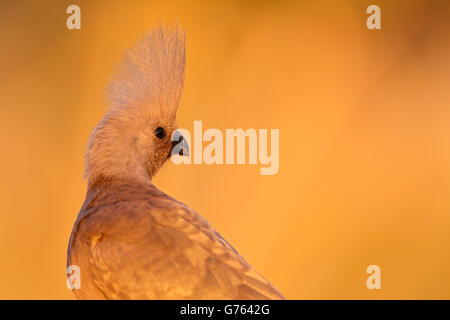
[{"xmin": 85, "ymin": 25, "xmax": 188, "ymax": 185}]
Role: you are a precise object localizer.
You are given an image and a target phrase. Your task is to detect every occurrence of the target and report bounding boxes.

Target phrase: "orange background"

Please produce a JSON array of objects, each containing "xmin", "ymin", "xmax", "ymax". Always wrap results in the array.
[{"xmin": 1, "ymin": 0, "xmax": 449, "ymax": 299}]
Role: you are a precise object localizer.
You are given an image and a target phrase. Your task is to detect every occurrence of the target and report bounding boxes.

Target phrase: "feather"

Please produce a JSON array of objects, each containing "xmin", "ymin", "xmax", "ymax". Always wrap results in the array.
[{"xmin": 107, "ymin": 24, "xmax": 185, "ymax": 121}]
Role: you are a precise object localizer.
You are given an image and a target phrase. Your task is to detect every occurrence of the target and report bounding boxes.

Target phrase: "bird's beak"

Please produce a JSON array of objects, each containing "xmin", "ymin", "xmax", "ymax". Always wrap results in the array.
[{"xmin": 170, "ymin": 130, "xmax": 189, "ymax": 157}]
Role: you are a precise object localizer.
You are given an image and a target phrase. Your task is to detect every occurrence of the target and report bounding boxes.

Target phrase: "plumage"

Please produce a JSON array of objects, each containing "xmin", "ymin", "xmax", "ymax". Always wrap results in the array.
[{"xmin": 67, "ymin": 25, "xmax": 285, "ymax": 300}]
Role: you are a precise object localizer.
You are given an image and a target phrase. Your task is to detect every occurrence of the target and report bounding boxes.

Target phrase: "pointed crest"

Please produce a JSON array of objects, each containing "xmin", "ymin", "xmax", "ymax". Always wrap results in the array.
[{"xmin": 107, "ymin": 24, "xmax": 186, "ymax": 119}]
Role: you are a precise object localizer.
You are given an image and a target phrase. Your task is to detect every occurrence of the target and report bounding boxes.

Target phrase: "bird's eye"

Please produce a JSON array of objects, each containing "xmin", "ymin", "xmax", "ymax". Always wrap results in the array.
[{"xmin": 154, "ymin": 127, "xmax": 166, "ymax": 139}]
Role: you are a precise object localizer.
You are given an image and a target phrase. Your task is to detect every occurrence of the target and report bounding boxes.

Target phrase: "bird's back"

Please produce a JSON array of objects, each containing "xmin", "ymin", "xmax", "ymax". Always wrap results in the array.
[{"xmin": 67, "ymin": 177, "xmax": 285, "ymax": 300}]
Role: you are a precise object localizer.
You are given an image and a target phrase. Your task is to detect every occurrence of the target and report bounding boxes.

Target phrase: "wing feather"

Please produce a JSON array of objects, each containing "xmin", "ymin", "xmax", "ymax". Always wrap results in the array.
[{"xmin": 74, "ymin": 195, "xmax": 284, "ymax": 300}]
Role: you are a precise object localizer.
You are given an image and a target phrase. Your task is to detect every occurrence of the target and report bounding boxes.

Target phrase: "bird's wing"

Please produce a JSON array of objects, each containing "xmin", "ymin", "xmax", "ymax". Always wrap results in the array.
[{"xmin": 75, "ymin": 196, "xmax": 285, "ymax": 300}]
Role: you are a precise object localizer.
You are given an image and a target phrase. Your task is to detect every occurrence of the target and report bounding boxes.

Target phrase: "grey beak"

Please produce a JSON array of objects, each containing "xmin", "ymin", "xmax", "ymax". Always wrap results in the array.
[{"xmin": 171, "ymin": 130, "xmax": 189, "ymax": 157}]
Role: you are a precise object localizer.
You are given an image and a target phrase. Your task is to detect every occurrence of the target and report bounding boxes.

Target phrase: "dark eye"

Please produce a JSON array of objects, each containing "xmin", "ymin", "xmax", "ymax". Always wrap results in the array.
[{"xmin": 154, "ymin": 127, "xmax": 166, "ymax": 139}]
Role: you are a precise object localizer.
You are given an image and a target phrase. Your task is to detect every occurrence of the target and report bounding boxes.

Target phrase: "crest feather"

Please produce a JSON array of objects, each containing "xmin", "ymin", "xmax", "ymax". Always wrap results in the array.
[{"xmin": 107, "ymin": 25, "xmax": 186, "ymax": 118}]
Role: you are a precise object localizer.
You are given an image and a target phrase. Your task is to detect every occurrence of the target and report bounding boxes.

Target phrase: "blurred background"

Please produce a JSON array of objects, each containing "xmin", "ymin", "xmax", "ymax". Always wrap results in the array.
[{"xmin": 0, "ymin": 0, "xmax": 449, "ymax": 299}]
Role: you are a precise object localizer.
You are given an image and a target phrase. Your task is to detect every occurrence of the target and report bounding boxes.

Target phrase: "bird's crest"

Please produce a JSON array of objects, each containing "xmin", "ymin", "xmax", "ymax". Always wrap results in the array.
[{"xmin": 107, "ymin": 25, "xmax": 186, "ymax": 120}]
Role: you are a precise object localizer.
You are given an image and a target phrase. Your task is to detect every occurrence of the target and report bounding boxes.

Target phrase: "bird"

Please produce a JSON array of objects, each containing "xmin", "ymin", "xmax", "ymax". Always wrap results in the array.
[{"xmin": 67, "ymin": 25, "xmax": 285, "ymax": 300}]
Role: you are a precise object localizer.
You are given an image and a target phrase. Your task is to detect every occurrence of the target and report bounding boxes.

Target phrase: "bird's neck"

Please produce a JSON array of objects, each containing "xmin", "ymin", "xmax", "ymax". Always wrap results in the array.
[{"xmin": 84, "ymin": 116, "xmax": 152, "ymax": 187}]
